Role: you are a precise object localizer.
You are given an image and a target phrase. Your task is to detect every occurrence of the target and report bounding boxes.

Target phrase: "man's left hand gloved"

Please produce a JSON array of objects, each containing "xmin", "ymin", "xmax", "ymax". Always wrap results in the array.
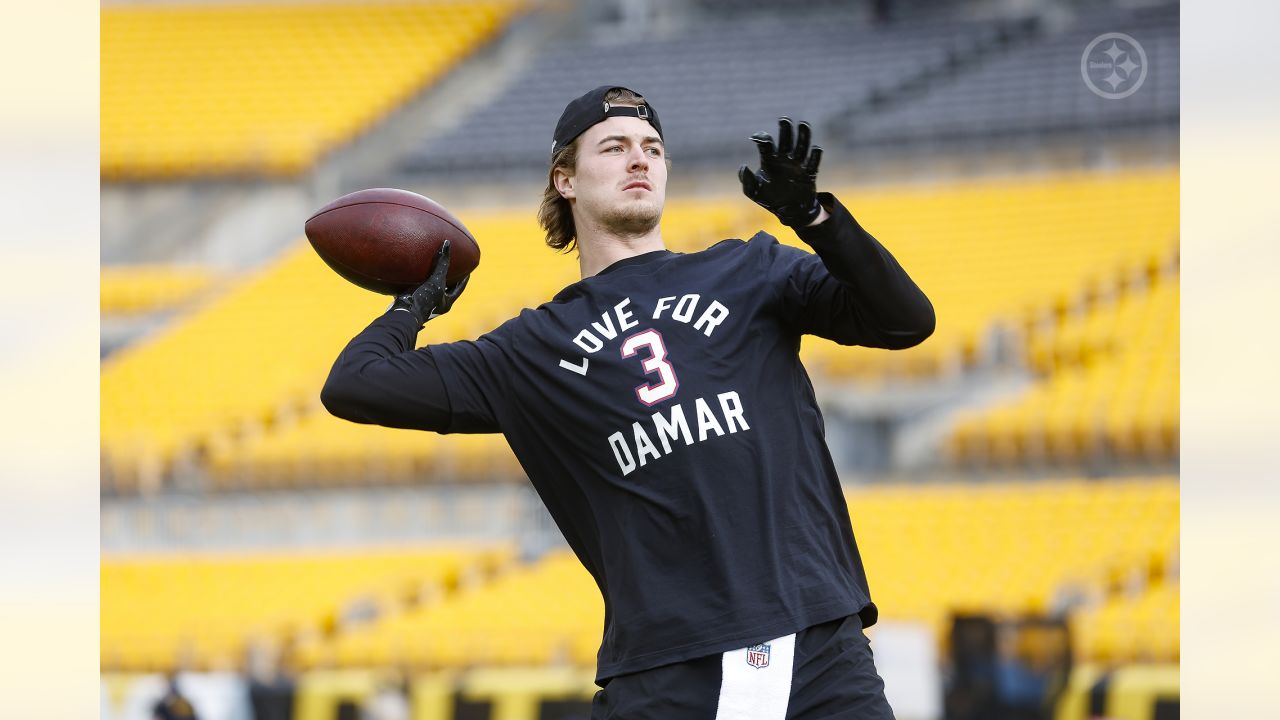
[
  {"xmin": 738, "ymin": 117, "xmax": 824, "ymax": 227},
  {"xmin": 392, "ymin": 239, "xmax": 470, "ymax": 327}
]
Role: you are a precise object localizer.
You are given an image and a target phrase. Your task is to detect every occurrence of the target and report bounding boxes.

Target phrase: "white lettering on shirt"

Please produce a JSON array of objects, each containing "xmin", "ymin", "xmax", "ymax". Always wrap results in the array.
[
  {"xmin": 560, "ymin": 295, "xmax": 732, "ymax": 376},
  {"xmin": 608, "ymin": 391, "xmax": 749, "ymax": 476}
]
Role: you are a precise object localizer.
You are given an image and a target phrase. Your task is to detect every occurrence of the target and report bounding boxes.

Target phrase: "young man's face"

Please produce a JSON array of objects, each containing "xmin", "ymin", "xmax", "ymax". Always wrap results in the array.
[{"xmin": 556, "ymin": 113, "xmax": 667, "ymax": 238}]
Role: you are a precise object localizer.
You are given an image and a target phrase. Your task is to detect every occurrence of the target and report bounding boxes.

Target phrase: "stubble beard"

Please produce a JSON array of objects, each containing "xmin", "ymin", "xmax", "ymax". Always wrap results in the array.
[{"xmin": 600, "ymin": 197, "xmax": 662, "ymax": 238}]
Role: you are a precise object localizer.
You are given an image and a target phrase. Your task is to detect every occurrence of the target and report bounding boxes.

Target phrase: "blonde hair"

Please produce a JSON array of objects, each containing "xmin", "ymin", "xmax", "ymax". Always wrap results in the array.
[{"xmin": 538, "ymin": 87, "xmax": 666, "ymax": 253}]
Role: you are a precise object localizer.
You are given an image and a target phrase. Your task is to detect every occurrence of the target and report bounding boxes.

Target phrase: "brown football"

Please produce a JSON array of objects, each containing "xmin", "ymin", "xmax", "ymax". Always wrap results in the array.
[{"xmin": 304, "ymin": 188, "xmax": 480, "ymax": 295}]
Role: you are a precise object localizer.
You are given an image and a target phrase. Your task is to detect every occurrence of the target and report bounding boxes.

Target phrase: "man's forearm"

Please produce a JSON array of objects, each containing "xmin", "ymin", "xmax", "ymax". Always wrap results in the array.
[
  {"xmin": 321, "ymin": 310, "xmax": 453, "ymax": 431},
  {"xmin": 795, "ymin": 192, "xmax": 936, "ymax": 346}
]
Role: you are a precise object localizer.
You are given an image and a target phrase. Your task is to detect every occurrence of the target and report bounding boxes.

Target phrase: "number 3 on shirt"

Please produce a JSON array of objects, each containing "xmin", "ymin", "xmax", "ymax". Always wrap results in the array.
[{"xmin": 620, "ymin": 329, "xmax": 679, "ymax": 406}]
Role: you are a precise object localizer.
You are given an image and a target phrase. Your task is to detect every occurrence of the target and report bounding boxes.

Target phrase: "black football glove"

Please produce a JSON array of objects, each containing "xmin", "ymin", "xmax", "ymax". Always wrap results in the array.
[
  {"xmin": 391, "ymin": 239, "xmax": 469, "ymax": 327},
  {"xmin": 738, "ymin": 117, "xmax": 824, "ymax": 227}
]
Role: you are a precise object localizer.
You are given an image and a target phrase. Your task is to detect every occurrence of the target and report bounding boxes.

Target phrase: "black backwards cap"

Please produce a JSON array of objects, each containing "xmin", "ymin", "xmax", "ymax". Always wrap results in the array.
[{"xmin": 551, "ymin": 85, "xmax": 663, "ymax": 156}]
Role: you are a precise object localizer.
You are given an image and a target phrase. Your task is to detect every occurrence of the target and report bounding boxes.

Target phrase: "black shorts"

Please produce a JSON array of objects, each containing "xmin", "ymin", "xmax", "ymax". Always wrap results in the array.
[{"xmin": 591, "ymin": 613, "xmax": 895, "ymax": 719}]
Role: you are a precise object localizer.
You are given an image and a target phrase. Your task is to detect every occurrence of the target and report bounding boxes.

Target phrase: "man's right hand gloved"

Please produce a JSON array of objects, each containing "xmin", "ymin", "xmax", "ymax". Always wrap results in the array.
[
  {"xmin": 738, "ymin": 117, "xmax": 824, "ymax": 227},
  {"xmin": 392, "ymin": 239, "xmax": 469, "ymax": 327}
]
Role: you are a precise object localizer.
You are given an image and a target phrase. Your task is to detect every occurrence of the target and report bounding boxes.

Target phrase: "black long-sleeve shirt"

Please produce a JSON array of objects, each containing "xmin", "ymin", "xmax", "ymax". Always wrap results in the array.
[{"xmin": 322, "ymin": 193, "xmax": 933, "ymax": 682}]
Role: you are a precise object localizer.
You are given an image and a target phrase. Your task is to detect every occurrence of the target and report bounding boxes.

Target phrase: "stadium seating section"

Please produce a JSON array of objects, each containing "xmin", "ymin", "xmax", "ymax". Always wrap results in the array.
[
  {"xmin": 100, "ymin": 479, "xmax": 1176, "ymax": 673},
  {"xmin": 405, "ymin": 12, "xmax": 1013, "ymax": 172},
  {"xmin": 102, "ymin": 243, "xmax": 392, "ymax": 492},
  {"xmin": 847, "ymin": 477, "xmax": 1178, "ymax": 660},
  {"xmin": 404, "ymin": 2, "xmax": 1176, "ymax": 172},
  {"xmin": 102, "ymin": 1, "xmax": 523, "ymax": 178},
  {"xmin": 101, "ymin": 169, "xmax": 1177, "ymax": 491},
  {"xmin": 796, "ymin": 170, "xmax": 1177, "ymax": 381},
  {"xmin": 849, "ymin": 2, "xmax": 1178, "ymax": 144},
  {"xmin": 295, "ymin": 550, "xmax": 602, "ymax": 669},
  {"xmin": 101, "ymin": 544, "xmax": 515, "ymax": 672},
  {"xmin": 948, "ymin": 268, "xmax": 1178, "ymax": 465},
  {"xmin": 101, "ymin": 264, "xmax": 222, "ymax": 316}
]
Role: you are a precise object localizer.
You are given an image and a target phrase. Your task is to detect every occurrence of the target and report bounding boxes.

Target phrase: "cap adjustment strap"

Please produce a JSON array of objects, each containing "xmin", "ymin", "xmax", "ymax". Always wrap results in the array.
[{"xmin": 601, "ymin": 102, "xmax": 652, "ymax": 122}]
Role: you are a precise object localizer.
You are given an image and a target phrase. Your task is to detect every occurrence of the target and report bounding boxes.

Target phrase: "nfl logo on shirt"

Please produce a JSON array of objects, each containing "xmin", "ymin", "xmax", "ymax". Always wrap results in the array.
[{"xmin": 746, "ymin": 643, "xmax": 771, "ymax": 669}]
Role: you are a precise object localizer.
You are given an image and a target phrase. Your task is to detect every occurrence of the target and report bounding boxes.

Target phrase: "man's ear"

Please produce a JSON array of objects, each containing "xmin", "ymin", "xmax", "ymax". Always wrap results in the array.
[{"xmin": 553, "ymin": 167, "xmax": 575, "ymax": 200}]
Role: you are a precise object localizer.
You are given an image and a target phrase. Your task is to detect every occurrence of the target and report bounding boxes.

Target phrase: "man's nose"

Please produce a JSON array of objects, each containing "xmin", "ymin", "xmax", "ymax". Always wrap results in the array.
[{"xmin": 628, "ymin": 146, "xmax": 649, "ymax": 171}]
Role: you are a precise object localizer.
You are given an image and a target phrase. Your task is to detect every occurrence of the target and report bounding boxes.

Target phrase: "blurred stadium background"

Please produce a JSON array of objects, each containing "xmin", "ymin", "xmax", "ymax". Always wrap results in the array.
[{"xmin": 99, "ymin": 0, "xmax": 1179, "ymax": 718}]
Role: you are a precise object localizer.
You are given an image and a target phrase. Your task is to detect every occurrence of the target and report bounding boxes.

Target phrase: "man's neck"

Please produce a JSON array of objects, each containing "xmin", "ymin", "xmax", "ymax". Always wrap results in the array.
[{"xmin": 576, "ymin": 223, "xmax": 666, "ymax": 279}]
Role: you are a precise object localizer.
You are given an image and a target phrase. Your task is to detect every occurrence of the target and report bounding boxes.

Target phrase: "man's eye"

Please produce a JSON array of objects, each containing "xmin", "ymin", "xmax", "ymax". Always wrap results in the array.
[
  {"xmin": 605, "ymin": 146, "xmax": 623, "ymax": 153},
  {"xmin": 646, "ymin": 147, "xmax": 662, "ymax": 157}
]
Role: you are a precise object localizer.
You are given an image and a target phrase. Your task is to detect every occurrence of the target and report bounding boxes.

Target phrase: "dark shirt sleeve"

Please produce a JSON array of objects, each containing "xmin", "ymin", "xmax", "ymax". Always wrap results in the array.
[
  {"xmin": 321, "ymin": 308, "xmax": 511, "ymax": 434},
  {"xmin": 320, "ymin": 309, "xmax": 457, "ymax": 432},
  {"xmin": 771, "ymin": 191, "xmax": 935, "ymax": 349},
  {"xmin": 428, "ymin": 331, "xmax": 513, "ymax": 434}
]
